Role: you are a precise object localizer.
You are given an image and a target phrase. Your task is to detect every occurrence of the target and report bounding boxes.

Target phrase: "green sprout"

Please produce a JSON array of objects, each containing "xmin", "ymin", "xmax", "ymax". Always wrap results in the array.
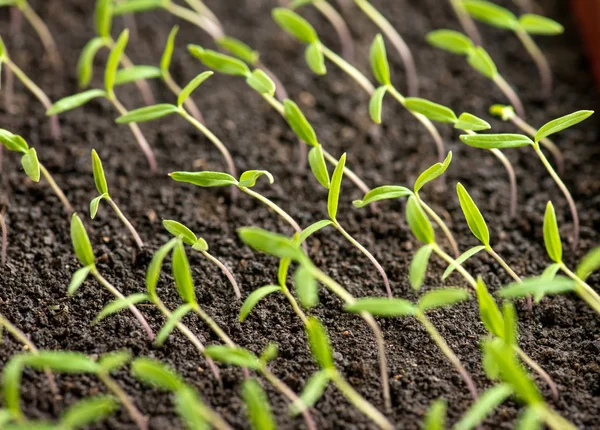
[
  {"xmin": 68, "ymin": 213, "xmax": 154, "ymax": 340},
  {"xmin": 427, "ymin": 29, "xmax": 525, "ymax": 118},
  {"xmin": 115, "ymin": 71, "xmax": 238, "ymax": 182},
  {"xmin": 48, "ymin": 30, "xmax": 158, "ymax": 172},
  {"xmin": 353, "ymin": 152, "xmax": 461, "ymax": 258},
  {"xmin": 271, "ymin": 9, "xmax": 446, "ymax": 162},
  {"xmin": 460, "ymin": 110, "xmax": 594, "ymax": 249},
  {"xmin": 462, "ymin": 0, "xmax": 563, "ymax": 97},
  {"xmin": 162, "ymin": 219, "xmax": 241, "ymax": 298},
  {"xmin": 403, "ymin": 98, "xmax": 518, "ymax": 218},
  {"xmin": 90, "ymin": 150, "xmax": 144, "ymax": 249},
  {"xmin": 0, "ymin": 36, "xmax": 61, "ymax": 139},
  {"xmin": 242, "ymin": 378, "xmax": 276, "ymax": 430},
  {"xmin": 344, "ymin": 289, "xmax": 479, "ymax": 401},
  {"xmin": 448, "ymin": 0, "xmax": 483, "ymax": 45},
  {"xmin": 0, "ymin": 129, "xmax": 73, "ymax": 213},
  {"xmin": 499, "ymin": 201, "xmax": 600, "ymax": 315},
  {"xmin": 2, "ymin": 350, "xmax": 146, "ymax": 429},
  {"xmin": 423, "ymin": 399, "xmax": 447, "ymax": 430},
  {"xmin": 0, "ymin": 0, "xmax": 62, "ymax": 68}
]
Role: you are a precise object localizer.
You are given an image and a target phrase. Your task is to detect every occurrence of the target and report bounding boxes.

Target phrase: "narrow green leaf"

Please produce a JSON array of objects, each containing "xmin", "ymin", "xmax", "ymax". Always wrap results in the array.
[
  {"xmin": 519, "ymin": 14, "xmax": 564, "ymax": 35},
  {"xmin": 90, "ymin": 194, "xmax": 107, "ymax": 219},
  {"xmin": 308, "ymin": 145, "xmax": 330, "ymax": 189},
  {"xmin": 131, "ymin": 357, "xmax": 184, "ymax": 391},
  {"xmin": 294, "ymin": 266, "xmax": 318, "ymax": 309},
  {"xmin": 0, "ymin": 129, "xmax": 29, "ymax": 153},
  {"xmin": 576, "ymin": 246, "xmax": 600, "ymax": 281},
  {"xmin": 204, "ymin": 346, "xmax": 261, "ymax": 370},
  {"xmin": 353, "ymin": 185, "xmax": 412, "ymax": 208},
  {"xmin": 60, "ymin": 396, "xmax": 117, "ymax": 429},
  {"xmin": 172, "ymin": 242, "xmax": 196, "ymax": 304},
  {"xmin": 409, "ymin": 244, "xmax": 433, "ymax": 290},
  {"xmin": 414, "ymin": 151, "xmax": 452, "ymax": 193},
  {"xmin": 77, "ymin": 37, "xmax": 106, "ymax": 88},
  {"xmin": 344, "ymin": 298, "xmax": 418, "ymax": 317},
  {"xmin": 98, "ymin": 351, "xmax": 131, "ymax": 373},
  {"xmin": 3, "ymin": 357, "xmax": 24, "ymax": 418},
  {"xmin": 115, "ymin": 65, "xmax": 162, "ymax": 85},
  {"xmin": 442, "ymin": 246, "xmax": 486, "ymax": 280},
  {"xmin": 260, "ymin": 343, "xmax": 279, "ymax": 363},
  {"xmin": 535, "ymin": 110, "xmax": 593, "ymax": 143},
  {"xmin": 283, "ymin": 99, "xmax": 318, "ymax": 147},
  {"xmin": 245, "ymin": 69, "xmax": 276, "ymax": 96},
  {"xmin": 418, "ymin": 288, "xmax": 470, "ymax": 311},
  {"xmin": 370, "ymin": 34, "xmax": 390, "ymax": 85},
  {"xmin": 155, "ymin": 304, "xmax": 194, "ymax": 346},
  {"xmin": 238, "ymin": 227, "xmax": 303, "ymax": 261},
  {"xmin": 112, "ymin": 0, "xmax": 163, "ymax": 15},
  {"xmin": 489, "ymin": 104, "xmax": 516, "ymax": 121},
  {"xmin": 516, "ymin": 407, "xmax": 543, "ymax": 430},
  {"xmin": 455, "ymin": 384, "xmax": 513, "ymax": 430},
  {"xmin": 187, "ymin": 45, "xmax": 251, "ymax": 76},
  {"xmin": 426, "ymin": 29, "xmax": 474, "ymax": 55},
  {"xmin": 305, "ymin": 42, "xmax": 326, "ymax": 75},
  {"xmin": 174, "ymin": 387, "xmax": 211, "ymax": 430},
  {"xmin": 70, "ymin": 213, "xmax": 95, "ymax": 267},
  {"xmin": 146, "ymin": 239, "xmax": 178, "ymax": 297},
  {"xmin": 406, "ymin": 196, "xmax": 435, "ymax": 244},
  {"xmin": 21, "ymin": 148, "xmax": 40, "ymax": 182},
  {"xmin": 192, "ymin": 238, "xmax": 208, "ymax": 252},
  {"xmin": 160, "ymin": 26, "xmax": 179, "ymax": 73},
  {"xmin": 238, "ymin": 170, "xmax": 274, "ymax": 188},
  {"xmin": 178, "ymin": 71, "xmax": 213, "ymax": 107},
  {"xmin": 543, "ymin": 201, "xmax": 562, "ymax": 263},
  {"xmin": 298, "ymin": 220, "xmax": 333, "ymax": 244},
  {"xmin": 91, "ymin": 149, "xmax": 109, "ymax": 194},
  {"xmin": 216, "ymin": 36, "xmax": 259, "ymax": 65},
  {"xmin": 239, "ymin": 286, "xmax": 281, "ymax": 322},
  {"xmin": 369, "ymin": 86, "xmax": 388, "ymax": 124},
  {"xmin": 47, "ymin": 90, "xmax": 107, "ymax": 115},
  {"xmin": 95, "ymin": 293, "xmax": 149, "ymax": 323},
  {"xmin": 24, "ymin": 351, "xmax": 99, "ymax": 373},
  {"xmin": 541, "ymin": 263, "xmax": 561, "ymax": 281},
  {"xmin": 290, "ymin": 370, "xmax": 329, "ymax": 415},
  {"xmin": 116, "ymin": 104, "xmax": 179, "ymax": 124},
  {"xmin": 502, "ymin": 301, "xmax": 517, "ymax": 346},
  {"xmin": 476, "ymin": 277, "xmax": 505, "ymax": 337},
  {"xmin": 498, "ymin": 276, "xmax": 575, "ymax": 302},
  {"xmin": 272, "ymin": 8, "xmax": 319, "ymax": 44},
  {"xmin": 404, "ymin": 98, "xmax": 457, "ymax": 123},
  {"xmin": 457, "ymin": 183, "xmax": 490, "ymax": 246},
  {"xmin": 460, "ymin": 133, "xmax": 533, "ymax": 149},
  {"xmin": 68, "ymin": 266, "xmax": 92, "ymax": 295},
  {"xmin": 162, "ymin": 220, "xmax": 197, "ymax": 246},
  {"xmin": 170, "ymin": 171, "xmax": 238, "ymax": 187},
  {"xmin": 463, "ymin": 0, "xmax": 519, "ymax": 30},
  {"xmin": 94, "ymin": 0, "xmax": 113, "ymax": 39},
  {"xmin": 327, "ymin": 153, "xmax": 346, "ymax": 221},
  {"xmin": 105, "ymin": 30, "xmax": 129, "ymax": 94},
  {"xmin": 424, "ymin": 399, "xmax": 446, "ymax": 430},
  {"xmin": 467, "ymin": 47, "xmax": 498, "ymax": 79},
  {"xmin": 454, "ymin": 113, "xmax": 491, "ymax": 131},
  {"xmin": 305, "ymin": 316, "xmax": 334, "ymax": 370},
  {"xmin": 242, "ymin": 379, "xmax": 276, "ymax": 430}
]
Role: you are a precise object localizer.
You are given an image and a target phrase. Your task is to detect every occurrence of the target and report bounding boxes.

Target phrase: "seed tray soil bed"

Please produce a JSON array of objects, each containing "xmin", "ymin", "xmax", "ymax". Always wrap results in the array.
[{"xmin": 1, "ymin": 0, "xmax": 599, "ymax": 428}]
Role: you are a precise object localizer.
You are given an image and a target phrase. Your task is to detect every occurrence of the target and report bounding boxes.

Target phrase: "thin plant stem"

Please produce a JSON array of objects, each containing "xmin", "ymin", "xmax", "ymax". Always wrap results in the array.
[
  {"xmin": 449, "ymin": 0, "xmax": 482, "ymax": 46},
  {"xmin": 18, "ymin": 1, "xmax": 62, "ymax": 69},
  {"xmin": 487, "ymin": 246, "xmax": 532, "ymax": 310},
  {"xmin": 110, "ymin": 96, "xmax": 157, "ymax": 172},
  {"xmin": 559, "ymin": 264, "xmax": 600, "ymax": 315},
  {"xmin": 515, "ymin": 347, "xmax": 558, "ymax": 401},
  {"xmin": 92, "ymin": 270, "xmax": 155, "ymax": 340},
  {"xmin": 163, "ymin": 72, "xmax": 204, "ymax": 122},
  {"xmin": 106, "ymin": 197, "xmax": 144, "ymax": 249},
  {"xmin": 183, "ymin": 0, "xmax": 222, "ymax": 26},
  {"xmin": 201, "ymin": 250, "xmax": 241, "ymax": 299},
  {"xmin": 334, "ymin": 222, "xmax": 392, "ymax": 298},
  {"xmin": 489, "ymin": 148, "xmax": 518, "ymax": 219},
  {"xmin": 165, "ymin": 2, "xmax": 224, "ymax": 40},
  {"xmin": 329, "ymin": 370, "xmax": 393, "ymax": 429},
  {"xmin": 354, "ymin": 0, "xmax": 419, "ymax": 96},
  {"xmin": 416, "ymin": 313, "xmax": 478, "ymax": 400},
  {"xmin": 531, "ymin": 143, "xmax": 579, "ymax": 250},
  {"xmin": 192, "ymin": 305, "xmax": 235, "ymax": 347},
  {"xmin": 321, "ymin": 44, "xmax": 375, "ymax": 94},
  {"xmin": 515, "ymin": 29, "xmax": 552, "ymax": 98},
  {"xmin": 4, "ymin": 65, "xmax": 16, "ymax": 114},
  {"xmin": 281, "ymin": 284, "xmax": 309, "ymax": 325},
  {"xmin": 5, "ymin": 58, "xmax": 60, "ymax": 139},
  {"xmin": 98, "ymin": 372, "xmax": 148, "ymax": 430},
  {"xmin": 540, "ymin": 406, "xmax": 578, "ymax": 430},
  {"xmin": 417, "ymin": 197, "xmax": 460, "ymax": 258},
  {"xmin": 314, "ymin": 0, "xmax": 354, "ymax": 60},
  {"xmin": 240, "ymin": 187, "xmax": 303, "ymax": 236},
  {"xmin": 0, "ymin": 211, "xmax": 7, "ymax": 267},
  {"xmin": 39, "ymin": 163, "xmax": 73, "ymax": 213},
  {"xmin": 493, "ymin": 74, "xmax": 525, "ymax": 118},
  {"xmin": 432, "ymin": 244, "xmax": 478, "ymax": 289}
]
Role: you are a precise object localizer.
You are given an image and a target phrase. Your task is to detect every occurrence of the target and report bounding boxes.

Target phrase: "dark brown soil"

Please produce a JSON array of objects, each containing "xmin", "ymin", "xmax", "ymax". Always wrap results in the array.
[{"xmin": 1, "ymin": 0, "xmax": 599, "ymax": 428}]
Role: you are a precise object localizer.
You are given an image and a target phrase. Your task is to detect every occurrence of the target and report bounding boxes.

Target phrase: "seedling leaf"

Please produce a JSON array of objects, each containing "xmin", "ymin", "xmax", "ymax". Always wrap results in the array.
[
  {"xmin": 170, "ymin": 171, "xmax": 238, "ymax": 187},
  {"xmin": 155, "ymin": 304, "xmax": 194, "ymax": 346},
  {"xmin": 455, "ymin": 383, "xmax": 513, "ymax": 430},
  {"xmin": 369, "ymin": 86, "xmax": 388, "ymax": 124},
  {"xmin": 24, "ymin": 351, "xmax": 99, "ymax": 373},
  {"xmin": 460, "ymin": 133, "xmax": 533, "ymax": 149},
  {"xmin": 502, "ymin": 302, "xmax": 517, "ymax": 346},
  {"xmin": 246, "ymin": 69, "xmax": 276, "ymax": 96},
  {"xmin": 243, "ymin": 379, "xmax": 276, "ymax": 430},
  {"xmin": 95, "ymin": 293, "xmax": 149, "ymax": 323},
  {"xmin": 238, "ymin": 170, "xmax": 274, "ymax": 188},
  {"xmin": 116, "ymin": 104, "xmax": 179, "ymax": 123},
  {"xmin": 541, "ymin": 263, "xmax": 561, "ymax": 281},
  {"xmin": 95, "ymin": 0, "xmax": 113, "ymax": 39},
  {"xmin": 298, "ymin": 220, "xmax": 333, "ymax": 243},
  {"xmin": 61, "ymin": 396, "xmax": 118, "ymax": 429},
  {"xmin": 370, "ymin": 34, "xmax": 390, "ymax": 85},
  {"xmin": 91, "ymin": 149, "xmax": 109, "ymax": 194},
  {"xmin": 217, "ymin": 36, "xmax": 259, "ymax": 65},
  {"xmin": 516, "ymin": 407, "xmax": 543, "ymax": 430},
  {"xmin": 68, "ymin": 266, "xmax": 92, "ymax": 295},
  {"xmin": 0, "ymin": 129, "xmax": 29, "ymax": 153},
  {"xmin": 467, "ymin": 47, "xmax": 497, "ymax": 79},
  {"xmin": 172, "ymin": 242, "xmax": 196, "ymax": 304},
  {"xmin": 47, "ymin": 89, "xmax": 107, "ymax": 115},
  {"xmin": 3, "ymin": 358, "xmax": 23, "ymax": 418},
  {"xmin": 404, "ymin": 98, "xmax": 457, "ymax": 123},
  {"xmin": 115, "ymin": 65, "xmax": 162, "ymax": 85},
  {"xmin": 294, "ymin": 266, "xmax": 318, "ymax": 308},
  {"xmin": 238, "ymin": 227, "xmax": 303, "ymax": 261},
  {"xmin": 205, "ymin": 346, "xmax": 261, "ymax": 370},
  {"xmin": 327, "ymin": 153, "xmax": 346, "ymax": 221},
  {"xmin": 463, "ymin": 0, "xmax": 519, "ymax": 30},
  {"xmin": 305, "ymin": 42, "xmax": 326, "ymax": 75},
  {"xmin": 105, "ymin": 30, "xmax": 129, "ymax": 94},
  {"xmin": 163, "ymin": 220, "xmax": 197, "ymax": 246},
  {"xmin": 77, "ymin": 37, "xmax": 106, "ymax": 88},
  {"xmin": 112, "ymin": 0, "xmax": 163, "ymax": 15},
  {"xmin": 239, "ymin": 285, "xmax": 281, "ymax": 322},
  {"xmin": 344, "ymin": 298, "xmax": 418, "ymax": 317},
  {"xmin": 131, "ymin": 357, "xmax": 183, "ymax": 391},
  {"xmin": 442, "ymin": 246, "xmax": 486, "ymax": 280},
  {"xmin": 308, "ymin": 145, "xmax": 330, "ymax": 189},
  {"xmin": 161, "ymin": 26, "xmax": 179, "ymax": 73},
  {"xmin": 291, "ymin": 370, "xmax": 329, "ymax": 415},
  {"xmin": 424, "ymin": 399, "xmax": 446, "ymax": 430},
  {"xmin": 426, "ymin": 29, "xmax": 474, "ymax": 55},
  {"xmin": 410, "ymin": 245, "xmax": 433, "ymax": 290},
  {"xmin": 414, "ymin": 151, "xmax": 452, "ymax": 193},
  {"xmin": 178, "ymin": 71, "xmax": 213, "ymax": 107},
  {"xmin": 406, "ymin": 196, "xmax": 435, "ymax": 244},
  {"xmin": 535, "ymin": 110, "xmax": 593, "ymax": 143},
  {"xmin": 260, "ymin": 343, "xmax": 279, "ymax": 363},
  {"xmin": 306, "ymin": 316, "xmax": 334, "ymax": 370},
  {"xmin": 476, "ymin": 277, "xmax": 504, "ymax": 337},
  {"xmin": 21, "ymin": 148, "xmax": 40, "ymax": 182},
  {"xmin": 353, "ymin": 185, "xmax": 412, "ymax": 208},
  {"xmin": 146, "ymin": 238, "xmax": 178, "ymax": 297},
  {"xmin": 174, "ymin": 387, "xmax": 210, "ymax": 430},
  {"xmin": 543, "ymin": 202, "xmax": 562, "ymax": 263},
  {"xmin": 498, "ymin": 276, "xmax": 575, "ymax": 302},
  {"xmin": 272, "ymin": 8, "xmax": 319, "ymax": 44},
  {"xmin": 98, "ymin": 351, "xmax": 131, "ymax": 373},
  {"xmin": 519, "ymin": 14, "xmax": 564, "ymax": 35},
  {"xmin": 192, "ymin": 238, "xmax": 208, "ymax": 252},
  {"xmin": 187, "ymin": 46, "xmax": 251, "ymax": 76},
  {"xmin": 283, "ymin": 99, "xmax": 318, "ymax": 147},
  {"xmin": 576, "ymin": 246, "xmax": 600, "ymax": 281},
  {"xmin": 455, "ymin": 113, "xmax": 491, "ymax": 131},
  {"xmin": 71, "ymin": 214, "xmax": 95, "ymax": 267},
  {"xmin": 457, "ymin": 183, "xmax": 490, "ymax": 246},
  {"xmin": 489, "ymin": 104, "xmax": 515, "ymax": 121},
  {"xmin": 418, "ymin": 288, "xmax": 470, "ymax": 311}
]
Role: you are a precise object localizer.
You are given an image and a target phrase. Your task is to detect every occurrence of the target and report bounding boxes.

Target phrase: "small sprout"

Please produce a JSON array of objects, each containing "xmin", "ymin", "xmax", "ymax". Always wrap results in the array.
[
  {"xmin": 576, "ymin": 246, "xmax": 600, "ymax": 282},
  {"xmin": 455, "ymin": 383, "xmax": 513, "ymax": 430},
  {"xmin": 216, "ymin": 36, "xmax": 259, "ymax": 65},
  {"xmin": 423, "ymin": 399, "xmax": 446, "ymax": 430},
  {"xmin": 242, "ymin": 379, "xmax": 277, "ymax": 430}
]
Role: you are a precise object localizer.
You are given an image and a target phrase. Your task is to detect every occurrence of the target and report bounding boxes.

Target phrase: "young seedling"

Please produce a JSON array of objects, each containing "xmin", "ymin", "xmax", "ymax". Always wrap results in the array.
[
  {"xmin": 427, "ymin": 29, "xmax": 525, "ymax": 117},
  {"xmin": 272, "ymin": 9, "xmax": 446, "ymax": 162},
  {"xmin": 169, "ymin": 170, "xmax": 303, "ymax": 237},
  {"xmin": 0, "ymin": 0, "xmax": 62, "ymax": 68},
  {"xmin": 3, "ymin": 350, "xmax": 147, "ymax": 429},
  {"xmin": 403, "ymin": 98, "xmax": 518, "ymax": 218},
  {"xmin": 0, "ymin": 36, "xmax": 61, "ymax": 139},
  {"xmin": 0, "ymin": 129, "xmax": 73, "ymax": 213},
  {"xmin": 48, "ymin": 30, "xmax": 158, "ymax": 172},
  {"xmin": 460, "ymin": 110, "xmax": 594, "ymax": 249},
  {"xmin": 131, "ymin": 357, "xmax": 233, "ymax": 430},
  {"xmin": 162, "ymin": 219, "xmax": 241, "ymax": 298},
  {"xmin": 490, "ymin": 104, "xmax": 564, "ymax": 177},
  {"xmin": 115, "ymin": 71, "xmax": 238, "ymax": 181},
  {"xmin": 499, "ymin": 202, "xmax": 600, "ymax": 315},
  {"xmin": 462, "ymin": 0, "xmax": 563, "ymax": 97},
  {"xmin": 68, "ymin": 213, "xmax": 154, "ymax": 340},
  {"xmin": 353, "ymin": 152, "xmax": 461, "ymax": 258},
  {"xmin": 242, "ymin": 378, "xmax": 277, "ymax": 430},
  {"xmin": 238, "ymin": 226, "xmax": 392, "ymax": 410},
  {"xmin": 90, "ymin": 150, "xmax": 144, "ymax": 249},
  {"xmin": 77, "ymin": 0, "xmax": 155, "ymax": 105},
  {"xmin": 344, "ymin": 290, "xmax": 479, "ymax": 400},
  {"xmin": 448, "ymin": 0, "xmax": 483, "ymax": 45}
]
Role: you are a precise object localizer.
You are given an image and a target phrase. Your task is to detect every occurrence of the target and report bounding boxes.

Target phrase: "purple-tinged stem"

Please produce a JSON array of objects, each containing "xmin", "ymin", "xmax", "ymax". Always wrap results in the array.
[
  {"xmin": 202, "ymin": 250, "xmax": 241, "ymax": 299},
  {"xmin": 314, "ymin": 0, "xmax": 354, "ymax": 61}
]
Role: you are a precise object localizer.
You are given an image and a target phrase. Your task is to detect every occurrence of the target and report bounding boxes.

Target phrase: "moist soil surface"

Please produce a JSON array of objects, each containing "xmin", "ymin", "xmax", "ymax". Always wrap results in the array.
[{"xmin": 1, "ymin": 0, "xmax": 600, "ymax": 428}]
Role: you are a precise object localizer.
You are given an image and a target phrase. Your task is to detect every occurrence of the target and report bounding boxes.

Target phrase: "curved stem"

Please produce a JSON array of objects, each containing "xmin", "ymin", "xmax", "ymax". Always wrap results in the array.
[
  {"xmin": 489, "ymin": 148, "xmax": 518, "ymax": 219},
  {"xmin": 487, "ymin": 246, "xmax": 532, "ymax": 310},
  {"xmin": 107, "ymin": 197, "xmax": 144, "ymax": 249},
  {"xmin": 110, "ymin": 96, "xmax": 157, "ymax": 173},
  {"xmin": 92, "ymin": 270, "xmax": 155, "ymax": 341},
  {"xmin": 165, "ymin": 2, "xmax": 224, "ymax": 40},
  {"xmin": 417, "ymin": 198, "xmax": 460, "ymax": 258},
  {"xmin": 192, "ymin": 305, "xmax": 235, "ymax": 347},
  {"xmin": 532, "ymin": 143, "xmax": 579, "ymax": 250},
  {"xmin": 281, "ymin": 284, "xmax": 309, "ymax": 324},
  {"xmin": 183, "ymin": 0, "xmax": 222, "ymax": 27},
  {"xmin": 449, "ymin": 0, "xmax": 482, "ymax": 46},
  {"xmin": 334, "ymin": 222, "xmax": 392, "ymax": 298},
  {"xmin": 559, "ymin": 263, "xmax": 600, "ymax": 315},
  {"xmin": 320, "ymin": 45, "xmax": 375, "ymax": 94},
  {"xmin": 18, "ymin": 1, "xmax": 62, "ymax": 69},
  {"xmin": 314, "ymin": 0, "xmax": 354, "ymax": 61},
  {"xmin": 0, "ymin": 211, "xmax": 7, "ymax": 267},
  {"xmin": 417, "ymin": 313, "xmax": 478, "ymax": 400},
  {"xmin": 515, "ymin": 347, "xmax": 558, "ymax": 401},
  {"xmin": 541, "ymin": 406, "xmax": 578, "ymax": 430},
  {"xmin": 240, "ymin": 187, "xmax": 303, "ymax": 236},
  {"xmin": 98, "ymin": 372, "xmax": 148, "ymax": 430},
  {"xmin": 163, "ymin": 72, "xmax": 204, "ymax": 123},
  {"xmin": 493, "ymin": 75, "xmax": 525, "ymax": 118},
  {"xmin": 515, "ymin": 29, "xmax": 552, "ymax": 98},
  {"xmin": 201, "ymin": 250, "xmax": 241, "ymax": 299},
  {"xmin": 432, "ymin": 244, "xmax": 478, "ymax": 289},
  {"xmin": 354, "ymin": 0, "xmax": 419, "ymax": 96},
  {"xmin": 39, "ymin": 163, "xmax": 73, "ymax": 213}
]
